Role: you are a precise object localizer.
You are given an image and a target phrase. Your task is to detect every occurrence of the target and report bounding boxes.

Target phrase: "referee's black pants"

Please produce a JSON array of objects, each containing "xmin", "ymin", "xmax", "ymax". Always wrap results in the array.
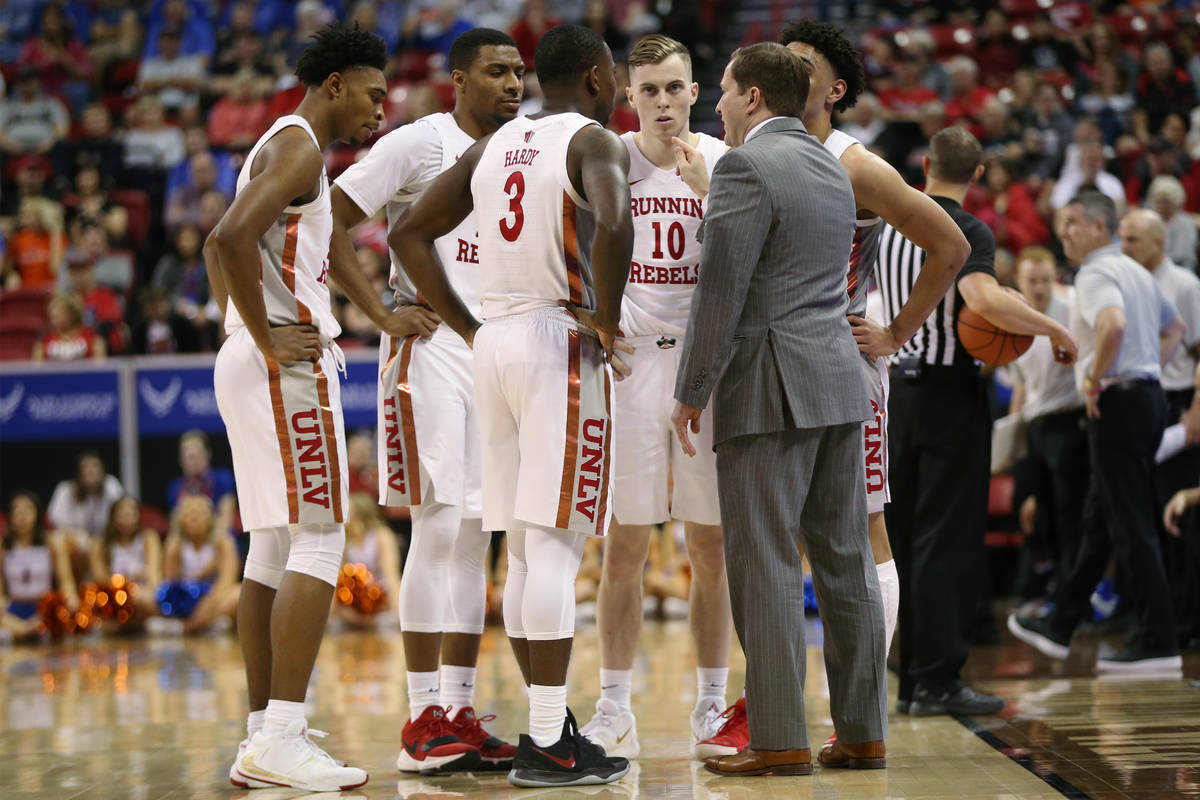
[
  {"xmin": 1156, "ymin": 388, "xmax": 1200, "ymax": 644},
  {"xmin": 886, "ymin": 366, "xmax": 991, "ymax": 700},
  {"xmin": 1046, "ymin": 381, "xmax": 1178, "ymax": 651},
  {"xmin": 1025, "ymin": 409, "xmax": 1090, "ymax": 579}
]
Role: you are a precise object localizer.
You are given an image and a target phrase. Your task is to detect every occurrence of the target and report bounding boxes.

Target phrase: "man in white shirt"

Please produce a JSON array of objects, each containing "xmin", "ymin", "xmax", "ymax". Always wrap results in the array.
[{"xmin": 1119, "ymin": 207, "xmax": 1200, "ymax": 649}]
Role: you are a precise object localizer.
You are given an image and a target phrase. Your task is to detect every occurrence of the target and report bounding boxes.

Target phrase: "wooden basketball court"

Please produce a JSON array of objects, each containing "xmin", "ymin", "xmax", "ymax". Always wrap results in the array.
[{"xmin": 2, "ymin": 619, "xmax": 1197, "ymax": 799}]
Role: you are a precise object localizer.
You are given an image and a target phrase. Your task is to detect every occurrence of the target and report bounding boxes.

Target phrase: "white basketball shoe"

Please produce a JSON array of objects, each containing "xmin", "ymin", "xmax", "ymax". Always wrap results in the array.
[
  {"xmin": 236, "ymin": 720, "xmax": 368, "ymax": 792},
  {"xmin": 689, "ymin": 700, "xmax": 724, "ymax": 758},
  {"xmin": 578, "ymin": 697, "xmax": 639, "ymax": 759}
]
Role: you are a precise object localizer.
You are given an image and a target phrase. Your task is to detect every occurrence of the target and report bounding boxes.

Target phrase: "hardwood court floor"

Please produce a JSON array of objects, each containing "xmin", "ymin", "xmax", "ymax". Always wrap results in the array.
[{"xmin": 1, "ymin": 617, "xmax": 1198, "ymax": 800}]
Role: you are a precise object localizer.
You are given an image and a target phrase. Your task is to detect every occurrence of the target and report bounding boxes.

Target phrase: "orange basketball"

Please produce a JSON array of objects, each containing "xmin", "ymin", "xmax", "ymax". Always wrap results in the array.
[{"xmin": 956, "ymin": 287, "xmax": 1034, "ymax": 366}]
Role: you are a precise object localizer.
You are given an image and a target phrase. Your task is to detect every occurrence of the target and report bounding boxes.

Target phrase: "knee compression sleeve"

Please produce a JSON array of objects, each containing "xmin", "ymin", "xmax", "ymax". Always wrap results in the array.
[
  {"xmin": 284, "ymin": 523, "xmax": 345, "ymax": 586},
  {"xmin": 446, "ymin": 516, "xmax": 489, "ymax": 635},
  {"xmin": 399, "ymin": 501, "xmax": 461, "ymax": 632},
  {"xmin": 243, "ymin": 526, "xmax": 291, "ymax": 589},
  {"xmin": 521, "ymin": 526, "xmax": 586, "ymax": 641},
  {"xmin": 503, "ymin": 529, "xmax": 528, "ymax": 639}
]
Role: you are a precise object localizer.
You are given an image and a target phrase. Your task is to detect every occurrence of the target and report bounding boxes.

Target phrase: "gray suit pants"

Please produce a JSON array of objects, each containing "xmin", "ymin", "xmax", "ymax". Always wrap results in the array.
[{"xmin": 716, "ymin": 423, "xmax": 887, "ymax": 749}]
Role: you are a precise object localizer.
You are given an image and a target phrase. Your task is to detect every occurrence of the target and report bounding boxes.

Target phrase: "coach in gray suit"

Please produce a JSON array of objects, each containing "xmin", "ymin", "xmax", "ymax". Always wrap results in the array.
[{"xmin": 671, "ymin": 42, "xmax": 888, "ymax": 776}]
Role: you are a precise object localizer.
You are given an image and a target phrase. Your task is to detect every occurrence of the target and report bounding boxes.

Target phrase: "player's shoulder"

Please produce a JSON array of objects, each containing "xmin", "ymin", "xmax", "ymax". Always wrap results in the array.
[
  {"xmin": 695, "ymin": 131, "xmax": 727, "ymax": 163},
  {"xmin": 375, "ymin": 112, "xmax": 447, "ymax": 152}
]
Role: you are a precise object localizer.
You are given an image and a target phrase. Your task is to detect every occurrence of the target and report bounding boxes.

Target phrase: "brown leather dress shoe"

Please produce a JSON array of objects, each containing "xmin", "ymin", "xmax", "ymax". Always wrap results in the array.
[
  {"xmin": 704, "ymin": 747, "xmax": 813, "ymax": 776},
  {"xmin": 818, "ymin": 738, "xmax": 886, "ymax": 769}
]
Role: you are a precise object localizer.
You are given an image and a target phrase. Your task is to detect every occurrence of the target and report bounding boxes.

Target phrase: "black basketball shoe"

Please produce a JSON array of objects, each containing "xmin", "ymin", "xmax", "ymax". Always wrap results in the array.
[{"xmin": 507, "ymin": 708, "xmax": 630, "ymax": 788}]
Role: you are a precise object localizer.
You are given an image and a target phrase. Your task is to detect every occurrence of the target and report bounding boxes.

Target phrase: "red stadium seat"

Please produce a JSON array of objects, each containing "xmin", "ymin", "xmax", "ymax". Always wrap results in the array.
[
  {"xmin": 988, "ymin": 473, "xmax": 1014, "ymax": 517},
  {"xmin": 0, "ymin": 286, "xmax": 52, "ymax": 325},
  {"xmin": 139, "ymin": 505, "xmax": 170, "ymax": 536},
  {"xmin": 110, "ymin": 189, "xmax": 150, "ymax": 252},
  {"xmin": 0, "ymin": 315, "xmax": 45, "ymax": 361},
  {"xmin": 106, "ymin": 58, "xmax": 141, "ymax": 90}
]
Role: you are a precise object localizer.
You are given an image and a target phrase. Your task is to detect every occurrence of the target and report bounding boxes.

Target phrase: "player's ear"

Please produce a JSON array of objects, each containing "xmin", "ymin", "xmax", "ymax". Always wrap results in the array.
[
  {"xmin": 324, "ymin": 71, "xmax": 344, "ymax": 100},
  {"xmin": 586, "ymin": 64, "xmax": 601, "ymax": 97},
  {"xmin": 689, "ymin": 82, "xmax": 699, "ymax": 106},
  {"xmin": 450, "ymin": 68, "xmax": 467, "ymax": 92},
  {"xmin": 625, "ymin": 85, "xmax": 634, "ymax": 105},
  {"xmin": 830, "ymin": 78, "xmax": 847, "ymax": 106}
]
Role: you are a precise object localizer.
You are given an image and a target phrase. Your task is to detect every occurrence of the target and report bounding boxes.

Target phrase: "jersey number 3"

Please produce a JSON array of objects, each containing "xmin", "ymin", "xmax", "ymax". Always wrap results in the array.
[{"xmin": 500, "ymin": 171, "xmax": 525, "ymax": 242}]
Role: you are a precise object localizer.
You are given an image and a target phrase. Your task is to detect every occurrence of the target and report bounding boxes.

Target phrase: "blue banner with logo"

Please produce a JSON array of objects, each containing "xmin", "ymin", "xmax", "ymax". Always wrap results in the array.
[
  {"xmin": 136, "ymin": 354, "xmax": 379, "ymax": 436},
  {"xmin": 0, "ymin": 369, "xmax": 121, "ymax": 441}
]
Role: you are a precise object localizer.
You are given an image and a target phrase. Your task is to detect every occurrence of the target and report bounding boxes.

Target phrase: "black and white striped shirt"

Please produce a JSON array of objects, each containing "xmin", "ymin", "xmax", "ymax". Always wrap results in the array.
[{"xmin": 875, "ymin": 195, "xmax": 996, "ymax": 369}]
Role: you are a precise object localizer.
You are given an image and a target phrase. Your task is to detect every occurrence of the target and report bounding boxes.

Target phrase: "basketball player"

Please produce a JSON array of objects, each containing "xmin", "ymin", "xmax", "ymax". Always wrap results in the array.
[
  {"xmin": 671, "ymin": 22, "xmax": 969, "ymax": 761},
  {"xmin": 574, "ymin": 34, "xmax": 732, "ymax": 760},
  {"xmin": 330, "ymin": 28, "xmax": 525, "ymax": 774},
  {"xmin": 390, "ymin": 23, "xmax": 634, "ymax": 789},
  {"xmin": 205, "ymin": 23, "xmax": 389, "ymax": 792}
]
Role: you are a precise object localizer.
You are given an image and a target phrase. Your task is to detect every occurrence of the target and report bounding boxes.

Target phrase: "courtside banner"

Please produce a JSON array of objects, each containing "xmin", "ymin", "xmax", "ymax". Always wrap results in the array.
[
  {"xmin": 137, "ymin": 352, "xmax": 379, "ymax": 436},
  {"xmin": 0, "ymin": 367, "xmax": 120, "ymax": 440}
]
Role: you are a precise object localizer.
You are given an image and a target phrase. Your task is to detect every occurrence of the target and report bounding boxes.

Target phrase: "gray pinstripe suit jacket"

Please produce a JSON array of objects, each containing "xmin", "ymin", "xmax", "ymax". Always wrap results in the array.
[{"xmin": 673, "ymin": 117, "xmax": 871, "ymax": 443}]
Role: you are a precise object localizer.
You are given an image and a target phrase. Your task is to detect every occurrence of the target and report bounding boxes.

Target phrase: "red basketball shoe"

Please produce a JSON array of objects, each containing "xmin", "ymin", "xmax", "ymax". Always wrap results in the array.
[
  {"xmin": 396, "ymin": 706, "xmax": 481, "ymax": 774},
  {"xmin": 448, "ymin": 706, "xmax": 517, "ymax": 770}
]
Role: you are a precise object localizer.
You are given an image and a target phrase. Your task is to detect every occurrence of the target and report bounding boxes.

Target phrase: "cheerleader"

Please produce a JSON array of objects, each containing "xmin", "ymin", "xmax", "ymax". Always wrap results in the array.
[
  {"xmin": 158, "ymin": 495, "xmax": 238, "ymax": 635},
  {"xmin": 2, "ymin": 492, "xmax": 77, "ymax": 641},
  {"xmin": 89, "ymin": 496, "xmax": 162, "ymax": 629},
  {"xmin": 333, "ymin": 493, "xmax": 401, "ymax": 628}
]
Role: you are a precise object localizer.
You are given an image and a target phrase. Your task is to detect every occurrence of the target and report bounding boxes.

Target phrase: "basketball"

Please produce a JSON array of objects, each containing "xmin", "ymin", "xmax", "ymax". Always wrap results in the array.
[{"xmin": 956, "ymin": 288, "xmax": 1035, "ymax": 365}]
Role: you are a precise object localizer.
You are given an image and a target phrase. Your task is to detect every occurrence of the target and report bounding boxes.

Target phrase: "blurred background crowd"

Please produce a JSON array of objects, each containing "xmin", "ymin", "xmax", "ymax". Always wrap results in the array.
[{"xmin": 2, "ymin": 0, "xmax": 1199, "ymax": 650}]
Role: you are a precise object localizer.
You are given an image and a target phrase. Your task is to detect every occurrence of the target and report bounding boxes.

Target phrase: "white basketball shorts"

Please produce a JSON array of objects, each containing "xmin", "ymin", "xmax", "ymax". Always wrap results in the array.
[
  {"xmin": 612, "ymin": 334, "xmax": 720, "ymax": 526},
  {"xmin": 214, "ymin": 326, "xmax": 349, "ymax": 531},
  {"xmin": 861, "ymin": 354, "xmax": 890, "ymax": 514},
  {"xmin": 473, "ymin": 308, "xmax": 613, "ymax": 537},
  {"xmin": 377, "ymin": 328, "xmax": 482, "ymax": 517}
]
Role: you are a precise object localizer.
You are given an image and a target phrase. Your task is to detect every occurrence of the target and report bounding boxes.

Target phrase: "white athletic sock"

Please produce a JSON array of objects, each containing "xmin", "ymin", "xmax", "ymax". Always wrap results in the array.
[
  {"xmin": 599, "ymin": 668, "xmax": 633, "ymax": 713},
  {"xmin": 247, "ymin": 709, "xmax": 265, "ymax": 739},
  {"xmin": 440, "ymin": 664, "xmax": 476, "ymax": 712},
  {"xmin": 529, "ymin": 683, "xmax": 568, "ymax": 747},
  {"xmin": 407, "ymin": 670, "xmax": 440, "ymax": 721},
  {"xmin": 877, "ymin": 559, "xmax": 899, "ymax": 655},
  {"xmin": 262, "ymin": 699, "xmax": 306, "ymax": 736},
  {"xmin": 695, "ymin": 667, "xmax": 728, "ymax": 708}
]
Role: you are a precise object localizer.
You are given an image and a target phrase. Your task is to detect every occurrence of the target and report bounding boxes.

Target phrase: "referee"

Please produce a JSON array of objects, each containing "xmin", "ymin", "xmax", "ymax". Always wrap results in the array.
[{"xmin": 873, "ymin": 128, "xmax": 1078, "ymax": 716}]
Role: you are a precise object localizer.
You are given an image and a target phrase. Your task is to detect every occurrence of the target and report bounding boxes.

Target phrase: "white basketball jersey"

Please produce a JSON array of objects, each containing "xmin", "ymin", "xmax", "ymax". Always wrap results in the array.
[
  {"xmin": 3, "ymin": 545, "xmax": 53, "ymax": 601},
  {"xmin": 335, "ymin": 113, "xmax": 480, "ymax": 334},
  {"xmin": 225, "ymin": 115, "xmax": 340, "ymax": 340},
  {"xmin": 824, "ymin": 129, "xmax": 883, "ymax": 319},
  {"xmin": 620, "ymin": 131, "xmax": 726, "ymax": 336},
  {"xmin": 472, "ymin": 113, "xmax": 600, "ymax": 320}
]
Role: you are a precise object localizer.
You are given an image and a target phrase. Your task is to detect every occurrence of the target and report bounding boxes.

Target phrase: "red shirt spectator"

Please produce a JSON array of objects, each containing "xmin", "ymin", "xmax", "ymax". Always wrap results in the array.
[
  {"xmin": 5, "ymin": 198, "xmax": 66, "ymax": 290},
  {"xmin": 206, "ymin": 93, "xmax": 268, "ymax": 150},
  {"xmin": 18, "ymin": 5, "xmax": 93, "ymax": 96},
  {"xmin": 32, "ymin": 293, "xmax": 105, "ymax": 361},
  {"xmin": 968, "ymin": 160, "xmax": 1050, "ymax": 252}
]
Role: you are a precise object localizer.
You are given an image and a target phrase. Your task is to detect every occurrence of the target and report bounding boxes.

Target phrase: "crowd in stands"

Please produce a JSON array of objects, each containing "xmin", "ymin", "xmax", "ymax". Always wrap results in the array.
[{"xmin": 1, "ymin": 2, "xmax": 1196, "ymax": 362}]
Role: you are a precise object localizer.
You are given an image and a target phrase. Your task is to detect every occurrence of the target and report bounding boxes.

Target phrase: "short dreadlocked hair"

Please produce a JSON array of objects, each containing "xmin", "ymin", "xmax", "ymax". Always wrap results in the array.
[
  {"xmin": 295, "ymin": 22, "xmax": 387, "ymax": 88},
  {"xmin": 778, "ymin": 20, "xmax": 865, "ymax": 112}
]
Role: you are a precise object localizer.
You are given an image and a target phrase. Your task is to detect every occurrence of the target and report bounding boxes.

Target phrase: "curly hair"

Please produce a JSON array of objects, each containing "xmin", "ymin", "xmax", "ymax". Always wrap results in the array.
[
  {"xmin": 295, "ymin": 22, "xmax": 387, "ymax": 88},
  {"xmin": 778, "ymin": 20, "xmax": 866, "ymax": 112}
]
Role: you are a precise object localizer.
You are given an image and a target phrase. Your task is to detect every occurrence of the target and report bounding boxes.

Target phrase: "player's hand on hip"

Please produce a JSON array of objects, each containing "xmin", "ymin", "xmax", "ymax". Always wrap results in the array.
[
  {"xmin": 266, "ymin": 324, "xmax": 323, "ymax": 362},
  {"xmin": 383, "ymin": 304, "xmax": 442, "ymax": 339},
  {"xmin": 671, "ymin": 137, "xmax": 709, "ymax": 198},
  {"xmin": 848, "ymin": 315, "xmax": 900, "ymax": 358},
  {"xmin": 558, "ymin": 301, "xmax": 629, "ymax": 378},
  {"xmin": 671, "ymin": 401, "xmax": 702, "ymax": 458},
  {"xmin": 1050, "ymin": 327, "xmax": 1078, "ymax": 365},
  {"xmin": 609, "ymin": 338, "xmax": 634, "ymax": 380}
]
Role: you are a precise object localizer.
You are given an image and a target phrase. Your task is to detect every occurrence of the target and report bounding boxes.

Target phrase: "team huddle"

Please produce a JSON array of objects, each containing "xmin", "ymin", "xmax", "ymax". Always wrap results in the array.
[{"xmin": 205, "ymin": 16, "xmax": 973, "ymax": 793}]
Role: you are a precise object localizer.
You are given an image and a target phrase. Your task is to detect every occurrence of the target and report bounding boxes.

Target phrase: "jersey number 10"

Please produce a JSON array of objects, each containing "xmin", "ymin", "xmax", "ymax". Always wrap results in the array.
[
  {"xmin": 500, "ymin": 171, "xmax": 525, "ymax": 242},
  {"xmin": 651, "ymin": 220, "xmax": 685, "ymax": 260}
]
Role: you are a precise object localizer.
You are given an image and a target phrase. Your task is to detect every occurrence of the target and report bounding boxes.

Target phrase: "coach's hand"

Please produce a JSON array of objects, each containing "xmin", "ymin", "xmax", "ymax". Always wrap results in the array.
[
  {"xmin": 848, "ymin": 315, "xmax": 901, "ymax": 358},
  {"xmin": 382, "ymin": 304, "xmax": 442, "ymax": 340},
  {"xmin": 671, "ymin": 136, "xmax": 709, "ymax": 199},
  {"xmin": 1049, "ymin": 327, "xmax": 1078, "ymax": 365},
  {"xmin": 672, "ymin": 401, "xmax": 702, "ymax": 458},
  {"xmin": 266, "ymin": 324, "xmax": 323, "ymax": 362}
]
